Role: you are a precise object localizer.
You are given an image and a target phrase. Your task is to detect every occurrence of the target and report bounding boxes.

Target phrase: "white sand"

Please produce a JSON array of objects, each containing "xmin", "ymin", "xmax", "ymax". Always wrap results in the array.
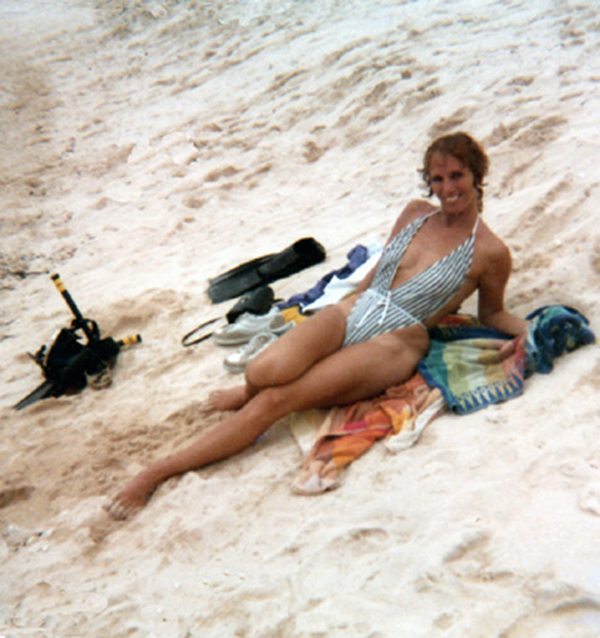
[{"xmin": 1, "ymin": 0, "xmax": 599, "ymax": 635}]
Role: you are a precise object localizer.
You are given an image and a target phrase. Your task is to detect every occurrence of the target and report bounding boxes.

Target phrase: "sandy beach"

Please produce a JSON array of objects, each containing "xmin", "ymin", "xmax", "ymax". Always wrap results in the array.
[{"xmin": 1, "ymin": 0, "xmax": 600, "ymax": 636}]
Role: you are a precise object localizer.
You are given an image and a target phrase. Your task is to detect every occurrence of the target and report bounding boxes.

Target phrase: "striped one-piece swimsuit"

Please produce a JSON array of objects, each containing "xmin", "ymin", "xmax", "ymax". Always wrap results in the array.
[{"xmin": 343, "ymin": 210, "xmax": 479, "ymax": 347}]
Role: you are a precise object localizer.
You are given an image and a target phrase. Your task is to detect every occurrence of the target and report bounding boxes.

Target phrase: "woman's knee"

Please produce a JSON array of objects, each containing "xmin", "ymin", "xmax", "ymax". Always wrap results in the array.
[
  {"xmin": 244, "ymin": 350, "xmax": 275, "ymax": 388},
  {"xmin": 245, "ymin": 334, "xmax": 307, "ymax": 389},
  {"xmin": 245, "ymin": 347, "xmax": 301, "ymax": 389},
  {"xmin": 246, "ymin": 307, "xmax": 346, "ymax": 388},
  {"xmin": 251, "ymin": 385, "xmax": 294, "ymax": 420}
]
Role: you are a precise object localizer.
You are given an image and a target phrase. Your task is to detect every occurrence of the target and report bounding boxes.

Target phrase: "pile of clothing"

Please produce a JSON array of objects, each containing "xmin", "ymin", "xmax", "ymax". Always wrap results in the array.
[{"xmin": 201, "ymin": 239, "xmax": 382, "ymax": 374}]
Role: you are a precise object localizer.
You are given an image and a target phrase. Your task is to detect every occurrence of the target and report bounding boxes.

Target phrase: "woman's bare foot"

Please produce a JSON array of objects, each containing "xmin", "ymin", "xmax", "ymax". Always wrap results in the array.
[
  {"xmin": 201, "ymin": 385, "xmax": 252, "ymax": 414},
  {"xmin": 104, "ymin": 470, "xmax": 160, "ymax": 520}
]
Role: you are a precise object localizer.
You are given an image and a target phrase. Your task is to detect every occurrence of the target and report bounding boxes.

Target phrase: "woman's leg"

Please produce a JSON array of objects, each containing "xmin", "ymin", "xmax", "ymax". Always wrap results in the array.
[
  {"xmin": 106, "ymin": 327, "xmax": 426, "ymax": 519},
  {"xmin": 246, "ymin": 303, "xmax": 349, "ymax": 387},
  {"xmin": 204, "ymin": 304, "xmax": 348, "ymax": 413}
]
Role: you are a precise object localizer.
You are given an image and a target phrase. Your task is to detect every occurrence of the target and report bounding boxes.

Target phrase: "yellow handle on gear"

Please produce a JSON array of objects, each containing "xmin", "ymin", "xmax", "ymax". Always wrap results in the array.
[
  {"xmin": 118, "ymin": 334, "xmax": 142, "ymax": 347},
  {"xmin": 51, "ymin": 273, "xmax": 66, "ymax": 293}
]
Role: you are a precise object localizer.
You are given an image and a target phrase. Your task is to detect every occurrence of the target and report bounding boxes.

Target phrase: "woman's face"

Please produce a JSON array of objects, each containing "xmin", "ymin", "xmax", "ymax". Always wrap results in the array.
[{"xmin": 428, "ymin": 152, "xmax": 478, "ymax": 216}]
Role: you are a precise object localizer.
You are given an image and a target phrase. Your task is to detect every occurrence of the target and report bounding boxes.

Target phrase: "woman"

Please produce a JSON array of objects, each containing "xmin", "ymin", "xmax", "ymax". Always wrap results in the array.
[{"xmin": 107, "ymin": 132, "xmax": 527, "ymax": 520}]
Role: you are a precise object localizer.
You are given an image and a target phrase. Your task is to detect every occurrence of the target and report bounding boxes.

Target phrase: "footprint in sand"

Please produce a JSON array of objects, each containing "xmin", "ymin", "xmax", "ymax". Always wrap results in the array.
[
  {"xmin": 501, "ymin": 597, "xmax": 600, "ymax": 638},
  {"xmin": 12, "ymin": 581, "xmax": 108, "ymax": 629},
  {"xmin": 441, "ymin": 527, "xmax": 514, "ymax": 583},
  {"xmin": 513, "ymin": 115, "xmax": 567, "ymax": 149},
  {"xmin": 204, "ymin": 165, "xmax": 241, "ymax": 183},
  {"xmin": 578, "ymin": 484, "xmax": 600, "ymax": 517},
  {"xmin": 428, "ymin": 106, "xmax": 475, "ymax": 137},
  {"xmin": 0, "ymin": 484, "xmax": 35, "ymax": 509}
]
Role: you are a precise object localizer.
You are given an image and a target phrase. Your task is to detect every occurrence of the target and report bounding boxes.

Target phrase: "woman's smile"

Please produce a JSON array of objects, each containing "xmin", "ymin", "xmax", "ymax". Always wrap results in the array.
[{"xmin": 429, "ymin": 152, "xmax": 478, "ymax": 216}]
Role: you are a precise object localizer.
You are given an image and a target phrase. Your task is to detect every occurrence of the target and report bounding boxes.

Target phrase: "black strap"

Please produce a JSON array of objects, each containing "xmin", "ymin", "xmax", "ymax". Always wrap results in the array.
[{"xmin": 181, "ymin": 318, "xmax": 220, "ymax": 347}]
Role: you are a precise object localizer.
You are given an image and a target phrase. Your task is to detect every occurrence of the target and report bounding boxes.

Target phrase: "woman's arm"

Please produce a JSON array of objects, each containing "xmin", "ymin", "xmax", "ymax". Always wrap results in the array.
[{"xmin": 477, "ymin": 243, "xmax": 528, "ymax": 336}]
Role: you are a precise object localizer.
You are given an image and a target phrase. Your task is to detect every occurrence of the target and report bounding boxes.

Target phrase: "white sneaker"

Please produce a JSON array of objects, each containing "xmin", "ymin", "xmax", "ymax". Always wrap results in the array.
[
  {"xmin": 223, "ymin": 331, "xmax": 279, "ymax": 373},
  {"xmin": 213, "ymin": 308, "xmax": 288, "ymax": 346}
]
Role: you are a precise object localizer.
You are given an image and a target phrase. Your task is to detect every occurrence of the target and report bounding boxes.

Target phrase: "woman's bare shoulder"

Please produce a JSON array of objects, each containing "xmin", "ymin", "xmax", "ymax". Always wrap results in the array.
[
  {"xmin": 404, "ymin": 198, "xmax": 437, "ymax": 217},
  {"xmin": 388, "ymin": 199, "xmax": 436, "ymax": 239},
  {"xmin": 477, "ymin": 220, "xmax": 512, "ymax": 269},
  {"xmin": 394, "ymin": 199, "xmax": 436, "ymax": 226},
  {"xmin": 478, "ymin": 220, "xmax": 511, "ymax": 253}
]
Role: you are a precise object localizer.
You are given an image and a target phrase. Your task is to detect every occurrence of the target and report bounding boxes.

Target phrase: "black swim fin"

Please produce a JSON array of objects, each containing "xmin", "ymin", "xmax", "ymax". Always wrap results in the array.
[{"xmin": 208, "ymin": 237, "xmax": 326, "ymax": 303}]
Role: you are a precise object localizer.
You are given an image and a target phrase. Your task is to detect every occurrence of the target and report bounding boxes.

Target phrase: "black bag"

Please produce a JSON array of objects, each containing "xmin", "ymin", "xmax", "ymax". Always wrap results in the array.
[
  {"xmin": 14, "ymin": 273, "xmax": 142, "ymax": 410},
  {"xmin": 35, "ymin": 321, "xmax": 121, "ymax": 395}
]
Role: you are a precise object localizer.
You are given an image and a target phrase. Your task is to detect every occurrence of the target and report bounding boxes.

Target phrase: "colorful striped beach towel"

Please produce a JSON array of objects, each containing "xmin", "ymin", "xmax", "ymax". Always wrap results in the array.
[{"xmin": 419, "ymin": 306, "xmax": 595, "ymax": 414}]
